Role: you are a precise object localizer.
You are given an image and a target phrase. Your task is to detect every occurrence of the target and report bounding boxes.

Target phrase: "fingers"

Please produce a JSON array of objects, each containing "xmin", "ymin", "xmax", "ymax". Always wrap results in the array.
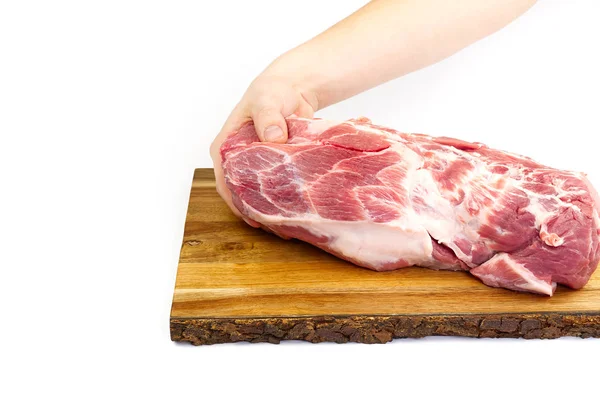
[
  {"xmin": 294, "ymin": 97, "xmax": 315, "ymax": 119},
  {"xmin": 211, "ymin": 104, "xmax": 250, "ymax": 151},
  {"xmin": 251, "ymin": 99, "xmax": 288, "ymax": 144}
]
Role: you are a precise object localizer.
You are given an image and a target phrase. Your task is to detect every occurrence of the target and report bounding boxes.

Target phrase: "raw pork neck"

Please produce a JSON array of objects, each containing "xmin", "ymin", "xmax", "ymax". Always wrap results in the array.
[{"xmin": 220, "ymin": 116, "xmax": 600, "ymax": 296}]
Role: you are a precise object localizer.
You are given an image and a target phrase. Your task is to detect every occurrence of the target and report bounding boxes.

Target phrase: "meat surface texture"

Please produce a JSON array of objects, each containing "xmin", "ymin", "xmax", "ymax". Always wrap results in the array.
[{"xmin": 220, "ymin": 116, "xmax": 600, "ymax": 295}]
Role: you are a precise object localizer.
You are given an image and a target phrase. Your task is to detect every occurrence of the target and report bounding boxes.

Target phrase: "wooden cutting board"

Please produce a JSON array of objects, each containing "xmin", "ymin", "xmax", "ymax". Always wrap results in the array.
[{"xmin": 170, "ymin": 169, "xmax": 600, "ymax": 345}]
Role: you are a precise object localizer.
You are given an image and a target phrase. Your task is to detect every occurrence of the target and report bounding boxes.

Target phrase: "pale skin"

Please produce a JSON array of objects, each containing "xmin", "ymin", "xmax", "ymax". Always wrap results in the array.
[{"xmin": 210, "ymin": 0, "xmax": 538, "ymax": 219}]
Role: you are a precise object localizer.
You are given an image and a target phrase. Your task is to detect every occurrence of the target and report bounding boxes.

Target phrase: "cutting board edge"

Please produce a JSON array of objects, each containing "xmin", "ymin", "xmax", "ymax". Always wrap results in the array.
[{"xmin": 170, "ymin": 311, "xmax": 600, "ymax": 345}]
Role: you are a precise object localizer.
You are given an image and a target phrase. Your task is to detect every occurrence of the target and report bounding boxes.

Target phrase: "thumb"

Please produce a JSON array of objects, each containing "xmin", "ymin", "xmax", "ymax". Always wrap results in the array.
[{"xmin": 251, "ymin": 103, "xmax": 288, "ymax": 144}]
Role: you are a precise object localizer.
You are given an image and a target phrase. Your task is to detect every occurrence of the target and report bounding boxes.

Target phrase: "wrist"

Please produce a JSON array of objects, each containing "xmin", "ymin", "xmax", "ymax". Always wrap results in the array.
[{"xmin": 261, "ymin": 50, "xmax": 326, "ymax": 112}]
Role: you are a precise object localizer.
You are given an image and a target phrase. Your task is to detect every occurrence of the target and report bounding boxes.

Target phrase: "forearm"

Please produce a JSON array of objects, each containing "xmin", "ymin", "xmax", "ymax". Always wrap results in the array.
[{"xmin": 264, "ymin": 0, "xmax": 537, "ymax": 110}]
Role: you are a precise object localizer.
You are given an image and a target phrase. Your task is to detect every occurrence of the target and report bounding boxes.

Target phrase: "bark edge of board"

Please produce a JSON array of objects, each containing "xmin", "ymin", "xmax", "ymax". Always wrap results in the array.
[{"xmin": 170, "ymin": 313, "xmax": 600, "ymax": 345}]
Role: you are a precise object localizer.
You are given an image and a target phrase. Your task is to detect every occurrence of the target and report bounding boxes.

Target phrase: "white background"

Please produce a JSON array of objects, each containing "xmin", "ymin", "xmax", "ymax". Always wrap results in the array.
[{"xmin": 1, "ymin": 0, "xmax": 599, "ymax": 398}]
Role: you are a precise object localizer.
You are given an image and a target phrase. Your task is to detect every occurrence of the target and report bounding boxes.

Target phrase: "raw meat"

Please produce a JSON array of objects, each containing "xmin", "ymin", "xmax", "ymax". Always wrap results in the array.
[{"xmin": 220, "ymin": 116, "xmax": 600, "ymax": 295}]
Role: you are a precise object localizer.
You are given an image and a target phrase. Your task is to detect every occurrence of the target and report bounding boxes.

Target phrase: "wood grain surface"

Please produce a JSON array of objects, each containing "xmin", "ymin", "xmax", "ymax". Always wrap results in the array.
[{"xmin": 170, "ymin": 169, "xmax": 600, "ymax": 345}]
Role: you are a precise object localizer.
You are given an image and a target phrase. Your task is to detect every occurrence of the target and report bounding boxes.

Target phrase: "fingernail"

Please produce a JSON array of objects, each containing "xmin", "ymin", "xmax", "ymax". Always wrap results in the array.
[{"xmin": 264, "ymin": 125, "xmax": 284, "ymax": 141}]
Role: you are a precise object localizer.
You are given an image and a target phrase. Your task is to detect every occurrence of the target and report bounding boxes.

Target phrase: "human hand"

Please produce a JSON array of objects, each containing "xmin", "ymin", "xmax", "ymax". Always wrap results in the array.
[{"xmin": 209, "ymin": 74, "xmax": 319, "ymax": 222}]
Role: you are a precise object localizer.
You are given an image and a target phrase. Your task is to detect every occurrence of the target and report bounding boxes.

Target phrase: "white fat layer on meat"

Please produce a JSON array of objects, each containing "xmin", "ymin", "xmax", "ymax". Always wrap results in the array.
[
  {"xmin": 296, "ymin": 220, "xmax": 432, "ymax": 269},
  {"xmin": 249, "ymin": 213, "xmax": 434, "ymax": 268},
  {"xmin": 473, "ymin": 253, "xmax": 555, "ymax": 296}
]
